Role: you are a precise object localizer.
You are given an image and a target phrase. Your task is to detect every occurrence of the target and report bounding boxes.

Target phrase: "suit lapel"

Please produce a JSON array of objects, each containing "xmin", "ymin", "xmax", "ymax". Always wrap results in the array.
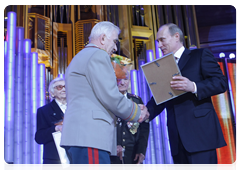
[
  {"xmin": 127, "ymin": 93, "xmax": 134, "ymax": 101},
  {"xmin": 51, "ymin": 99, "xmax": 64, "ymax": 118},
  {"xmin": 178, "ymin": 48, "xmax": 191, "ymax": 71}
]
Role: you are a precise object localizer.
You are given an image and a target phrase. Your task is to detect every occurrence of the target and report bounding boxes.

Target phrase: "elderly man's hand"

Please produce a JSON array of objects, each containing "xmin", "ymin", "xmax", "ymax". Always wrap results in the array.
[
  {"xmin": 170, "ymin": 75, "xmax": 195, "ymax": 92},
  {"xmin": 134, "ymin": 153, "xmax": 145, "ymax": 164},
  {"xmin": 55, "ymin": 125, "xmax": 63, "ymax": 132},
  {"xmin": 117, "ymin": 145, "xmax": 124, "ymax": 161},
  {"xmin": 137, "ymin": 104, "xmax": 149, "ymax": 123}
]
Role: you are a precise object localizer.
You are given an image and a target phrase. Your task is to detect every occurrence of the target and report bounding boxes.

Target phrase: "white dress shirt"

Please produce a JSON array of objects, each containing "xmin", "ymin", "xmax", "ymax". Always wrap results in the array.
[
  {"xmin": 174, "ymin": 46, "xmax": 197, "ymax": 94},
  {"xmin": 55, "ymin": 99, "xmax": 67, "ymax": 114},
  {"xmin": 174, "ymin": 46, "xmax": 185, "ymax": 63}
]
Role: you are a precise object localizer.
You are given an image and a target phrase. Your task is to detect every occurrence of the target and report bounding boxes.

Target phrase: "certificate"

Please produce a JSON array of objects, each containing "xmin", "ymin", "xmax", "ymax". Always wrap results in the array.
[
  {"xmin": 52, "ymin": 131, "xmax": 70, "ymax": 164},
  {"xmin": 141, "ymin": 53, "xmax": 186, "ymax": 105}
]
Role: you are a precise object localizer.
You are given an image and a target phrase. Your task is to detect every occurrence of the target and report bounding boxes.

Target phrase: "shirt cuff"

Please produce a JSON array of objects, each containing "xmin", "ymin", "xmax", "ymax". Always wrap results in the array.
[{"xmin": 192, "ymin": 82, "xmax": 197, "ymax": 94}]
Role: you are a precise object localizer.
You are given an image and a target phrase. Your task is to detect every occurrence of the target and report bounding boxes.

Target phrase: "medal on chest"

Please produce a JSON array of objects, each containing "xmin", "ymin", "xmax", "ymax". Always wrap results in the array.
[{"xmin": 127, "ymin": 122, "xmax": 139, "ymax": 134}]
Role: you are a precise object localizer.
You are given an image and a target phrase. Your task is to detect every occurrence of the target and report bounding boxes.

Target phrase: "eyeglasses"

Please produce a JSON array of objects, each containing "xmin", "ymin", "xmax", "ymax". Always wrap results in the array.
[{"xmin": 54, "ymin": 85, "xmax": 65, "ymax": 91}]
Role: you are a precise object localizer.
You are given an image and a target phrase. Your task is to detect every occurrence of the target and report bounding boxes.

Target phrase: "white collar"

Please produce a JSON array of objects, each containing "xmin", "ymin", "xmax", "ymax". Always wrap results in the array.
[
  {"xmin": 174, "ymin": 46, "xmax": 185, "ymax": 59},
  {"xmin": 86, "ymin": 43, "xmax": 97, "ymax": 47},
  {"xmin": 55, "ymin": 99, "xmax": 67, "ymax": 106}
]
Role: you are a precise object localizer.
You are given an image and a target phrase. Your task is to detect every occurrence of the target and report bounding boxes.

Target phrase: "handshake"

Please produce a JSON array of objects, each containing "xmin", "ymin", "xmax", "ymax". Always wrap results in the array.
[{"xmin": 137, "ymin": 104, "xmax": 150, "ymax": 123}]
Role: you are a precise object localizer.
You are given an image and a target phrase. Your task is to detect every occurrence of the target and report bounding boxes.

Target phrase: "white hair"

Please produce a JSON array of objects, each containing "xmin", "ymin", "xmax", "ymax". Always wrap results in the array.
[
  {"xmin": 89, "ymin": 21, "xmax": 121, "ymax": 42},
  {"xmin": 48, "ymin": 77, "xmax": 65, "ymax": 100}
]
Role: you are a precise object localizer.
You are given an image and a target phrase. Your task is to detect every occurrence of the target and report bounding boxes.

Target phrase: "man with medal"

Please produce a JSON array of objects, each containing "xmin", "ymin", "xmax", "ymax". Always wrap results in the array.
[{"xmin": 110, "ymin": 70, "xmax": 150, "ymax": 164}]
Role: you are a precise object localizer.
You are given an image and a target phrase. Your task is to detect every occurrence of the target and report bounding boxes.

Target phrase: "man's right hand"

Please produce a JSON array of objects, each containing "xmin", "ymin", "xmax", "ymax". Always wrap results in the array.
[
  {"xmin": 137, "ymin": 104, "xmax": 149, "ymax": 123},
  {"xmin": 117, "ymin": 145, "xmax": 124, "ymax": 160}
]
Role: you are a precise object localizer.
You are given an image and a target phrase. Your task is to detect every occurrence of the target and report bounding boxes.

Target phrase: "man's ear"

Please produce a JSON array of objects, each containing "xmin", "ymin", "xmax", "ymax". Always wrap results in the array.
[
  {"xmin": 100, "ymin": 33, "xmax": 106, "ymax": 45},
  {"xmin": 49, "ymin": 92, "xmax": 54, "ymax": 98},
  {"xmin": 174, "ymin": 32, "xmax": 180, "ymax": 42}
]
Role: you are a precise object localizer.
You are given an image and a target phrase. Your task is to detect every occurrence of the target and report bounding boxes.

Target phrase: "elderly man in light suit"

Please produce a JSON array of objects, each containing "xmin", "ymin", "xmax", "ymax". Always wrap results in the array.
[{"xmin": 60, "ymin": 21, "xmax": 149, "ymax": 164}]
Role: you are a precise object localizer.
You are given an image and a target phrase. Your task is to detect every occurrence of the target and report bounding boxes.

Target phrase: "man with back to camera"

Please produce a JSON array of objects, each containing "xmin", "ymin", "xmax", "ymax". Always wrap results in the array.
[
  {"xmin": 147, "ymin": 23, "xmax": 227, "ymax": 164},
  {"xmin": 110, "ymin": 70, "xmax": 149, "ymax": 164},
  {"xmin": 60, "ymin": 21, "xmax": 149, "ymax": 164}
]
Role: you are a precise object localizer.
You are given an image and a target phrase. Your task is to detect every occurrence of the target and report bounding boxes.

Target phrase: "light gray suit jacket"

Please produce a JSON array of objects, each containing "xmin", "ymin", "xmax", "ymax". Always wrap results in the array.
[{"xmin": 60, "ymin": 43, "xmax": 141, "ymax": 155}]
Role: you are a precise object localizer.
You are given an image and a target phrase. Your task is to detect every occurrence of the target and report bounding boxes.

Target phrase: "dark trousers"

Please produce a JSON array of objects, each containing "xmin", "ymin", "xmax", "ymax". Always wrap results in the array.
[
  {"xmin": 65, "ymin": 146, "xmax": 110, "ymax": 164},
  {"xmin": 43, "ymin": 159, "xmax": 61, "ymax": 164},
  {"xmin": 172, "ymin": 135, "xmax": 218, "ymax": 164}
]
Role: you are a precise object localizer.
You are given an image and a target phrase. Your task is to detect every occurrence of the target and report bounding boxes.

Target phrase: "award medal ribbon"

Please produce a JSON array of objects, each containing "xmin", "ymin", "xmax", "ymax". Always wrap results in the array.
[{"xmin": 127, "ymin": 122, "xmax": 139, "ymax": 135}]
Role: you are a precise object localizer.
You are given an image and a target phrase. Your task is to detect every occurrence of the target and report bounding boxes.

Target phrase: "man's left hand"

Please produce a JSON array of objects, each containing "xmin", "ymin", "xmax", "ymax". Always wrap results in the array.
[
  {"xmin": 170, "ymin": 76, "xmax": 195, "ymax": 92},
  {"xmin": 134, "ymin": 153, "xmax": 145, "ymax": 164}
]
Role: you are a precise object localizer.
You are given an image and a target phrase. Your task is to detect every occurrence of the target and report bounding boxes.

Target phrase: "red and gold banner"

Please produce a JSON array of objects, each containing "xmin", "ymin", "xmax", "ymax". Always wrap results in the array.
[{"xmin": 213, "ymin": 61, "xmax": 236, "ymax": 164}]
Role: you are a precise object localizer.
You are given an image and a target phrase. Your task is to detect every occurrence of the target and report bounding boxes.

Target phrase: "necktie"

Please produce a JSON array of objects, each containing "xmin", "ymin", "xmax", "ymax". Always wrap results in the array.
[{"xmin": 175, "ymin": 57, "xmax": 179, "ymax": 63}]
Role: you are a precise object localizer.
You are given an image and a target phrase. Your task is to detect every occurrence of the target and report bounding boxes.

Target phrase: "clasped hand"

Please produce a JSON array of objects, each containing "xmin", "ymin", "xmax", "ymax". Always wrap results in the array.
[{"xmin": 137, "ymin": 104, "xmax": 149, "ymax": 123}]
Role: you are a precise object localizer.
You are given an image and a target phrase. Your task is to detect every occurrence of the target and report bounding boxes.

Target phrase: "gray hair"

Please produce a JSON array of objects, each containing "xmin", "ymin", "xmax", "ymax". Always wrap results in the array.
[
  {"xmin": 48, "ymin": 77, "xmax": 65, "ymax": 100},
  {"xmin": 89, "ymin": 21, "xmax": 121, "ymax": 42},
  {"xmin": 163, "ymin": 23, "xmax": 184, "ymax": 43}
]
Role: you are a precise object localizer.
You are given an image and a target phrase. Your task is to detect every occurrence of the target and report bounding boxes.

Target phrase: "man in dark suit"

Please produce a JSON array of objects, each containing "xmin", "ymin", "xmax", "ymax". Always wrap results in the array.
[
  {"xmin": 35, "ymin": 77, "xmax": 67, "ymax": 164},
  {"xmin": 147, "ymin": 23, "xmax": 227, "ymax": 164},
  {"xmin": 110, "ymin": 71, "xmax": 149, "ymax": 164}
]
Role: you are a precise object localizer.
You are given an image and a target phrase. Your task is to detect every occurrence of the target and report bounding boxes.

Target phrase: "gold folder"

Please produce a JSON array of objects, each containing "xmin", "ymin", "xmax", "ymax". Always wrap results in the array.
[{"xmin": 141, "ymin": 53, "xmax": 186, "ymax": 105}]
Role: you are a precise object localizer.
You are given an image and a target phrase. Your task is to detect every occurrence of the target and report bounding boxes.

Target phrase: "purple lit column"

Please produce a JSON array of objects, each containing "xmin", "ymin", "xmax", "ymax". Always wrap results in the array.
[
  {"xmin": 14, "ymin": 27, "xmax": 24, "ymax": 164},
  {"xmin": 22, "ymin": 39, "xmax": 31, "ymax": 164},
  {"xmin": 130, "ymin": 70, "xmax": 139, "ymax": 96},
  {"xmin": 4, "ymin": 40, "xmax": 7, "ymax": 91},
  {"xmin": 146, "ymin": 49, "xmax": 173, "ymax": 163},
  {"xmin": 138, "ymin": 60, "xmax": 149, "ymax": 105},
  {"xmin": 5, "ymin": 11, "xmax": 17, "ymax": 163},
  {"xmin": 152, "ymin": 115, "xmax": 164, "ymax": 163},
  {"xmin": 145, "ymin": 122, "xmax": 155, "ymax": 163},
  {"xmin": 39, "ymin": 64, "xmax": 46, "ymax": 163},
  {"xmin": 58, "ymin": 73, "xmax": 65, "ymax": 79},
  {"xmin": 160, "ymin": 109, "xmax": 173, "ymax": 164},
  {"xmin": 4, "ymin": 41, "xmax": 7, "ymax": 123},
  {"xmin": 31, "ymin": 52, "xmax": 39, "ymax": 163},
  {"xmin": 155, "ymin": 40, "xmax": 163, "ymax": 59},
  {"xmin": 146, "ymin": 49, "xmax": 154, "ymax": 97},
  {"xmin": 145, "ymin": 49, "xmax": 156, "ymax": 163}
]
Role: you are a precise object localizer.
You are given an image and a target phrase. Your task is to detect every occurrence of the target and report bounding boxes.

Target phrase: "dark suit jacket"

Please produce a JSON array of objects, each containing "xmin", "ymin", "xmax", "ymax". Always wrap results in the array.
[
  {"xmin": 35, "ymin": 99, "xmax": 64, "ymax": 162},
  {"xmin": 147, "ymin": 48, "xmax": 227, "ymax": 156},
  {"xmin": 111, "ymin": 93, "xmax": 150, "ymax": 164}
]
